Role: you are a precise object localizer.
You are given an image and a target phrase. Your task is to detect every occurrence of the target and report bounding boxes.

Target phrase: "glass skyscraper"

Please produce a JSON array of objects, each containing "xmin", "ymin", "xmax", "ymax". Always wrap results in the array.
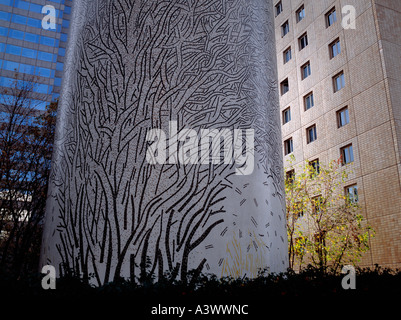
[{"xmin": 0, "ymin": 0, "xmax": 72, "ymax": 111}]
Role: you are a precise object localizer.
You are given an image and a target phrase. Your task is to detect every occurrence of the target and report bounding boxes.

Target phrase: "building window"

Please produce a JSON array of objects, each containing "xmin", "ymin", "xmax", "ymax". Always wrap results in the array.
[
  {"xmin": 11, "ymin": 14, "xmax": 27, "ymax": 25},
  {"xmin": 337, "ymin": 107, "xmax": 349, "ymax": 128},
  {"xmin": 296, "ymin": 5, "xmax": 305, "ymax": 23},
  {"xmin": 280, "ymin": 78, "xmax": 289, "ymax": 95},
  {"xmin": 2, "ymin": 61, "xmax": 19, "ymax": 72},
  {"xmin": 326, "ymin": 7, "xmax": 337, "ymax": 27},
  {"xmin": 0, "ymin": 26, "xmax": 7, "ymax": 36},
  {"xmin": 37, "ymin": 51, "xmax": 53, "ymax": 62},
  {"xmin": 299, "ymin": 32, "xmax": 308, "ymax": 50},
  {"xmin": 341, "ymin": 144, "xmax": 354, "ymax": 165},
  {"xmin": 9, "ymin": 29, "xmax": 24, "ymax": 40},
  {"xmin": 27, "ymin": 17, "xmax": 41, "ymax": 28},
  {"xmin": 345, "ymin": 185, "xmax": 358, "ymax": 203},
  {"xmin": 14, "ymin": 0, "xmax": 30, "ymax": 10},
  {"xmin": 41, "ymin": 36, "xmax": 56, "ymax": 47},
  {"xmin": 286, "ymin": 169, "xmax": 295, "ymax": 184},
  {"xmin": 333, "ymin": 71, "xmax": 345, "ymax": 92},
  {"xmin": 0, "ymin": 11, "xmax": 12, "ymax": 22},
  {"xmin": 284, "ymin": 138, "xmax": 294, "ymax": 155},
  {"xmin": 19, "ymin": 63, "xmax": 35, "ymax": 75},
  {"xmin": 306, "ymin": 124, "xmax": 317, "ymax": 144},
  {"xmin": 21, "ymin": 47, "xmax": 37, "ymax": 59},
  {"xmin": 283, "ymin": 107, "xmax": 291, "ymax": 124},
  {"xmin": 329, "ymin": 38, "xmax": 341, "ymax": 59},
  {"xmin": 309, "ymin": 159, "xmax": 320, "ymax": 176},
  {"xmin": 282, "ymin": 20, "xmax": 290, "ymax": 37},
  {"xmin": 60, "ymin": 33, "xmax": 68, "ymax": 42},
  {"xmin": 283, "ymin": 46, "xmax": 292, "ymax": 64},
  {"xmin": 304, "ymin": 92, "xmax": 314, "ymax": 110},
  {"xmin": 275, "ymin": 1, "xmax": 283, "ymax": 17},
  {"xmin": 312, "ymin": 196, "xmax": 323, "ymax": 214},
  {"xmin": 301, "ymin": 61, "xmax": 311, "ymax": 80}
]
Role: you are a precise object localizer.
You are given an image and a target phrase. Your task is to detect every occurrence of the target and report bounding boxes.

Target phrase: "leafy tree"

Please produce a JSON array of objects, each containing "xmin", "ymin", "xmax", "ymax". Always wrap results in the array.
[
  {"xmin": 285, "ymin": 155, "xmax": 374, "ymax": 274},
  {"xmin": 0, "ymin": 73, "xmax": 57, "ymax": 277}
]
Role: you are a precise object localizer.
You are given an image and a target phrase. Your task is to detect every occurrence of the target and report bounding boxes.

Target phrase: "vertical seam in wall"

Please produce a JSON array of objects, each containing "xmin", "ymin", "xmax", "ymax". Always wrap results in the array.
[
  {"xmin": 369, "ymin": 0, "xmax": 401, "ymax": 266},
  {"xmin": 371, "ymin": 0, "xmax": 401, "ymax": 196},
  {"xmin": 345, "ymin": 1, "xmax": 369, "ymax": 241}
]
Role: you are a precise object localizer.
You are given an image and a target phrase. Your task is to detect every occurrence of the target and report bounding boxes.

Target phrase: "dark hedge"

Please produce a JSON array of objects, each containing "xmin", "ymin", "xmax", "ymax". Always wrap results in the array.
[{"xmin": 1, "ymin": 265, "xmax": 400, "ymax": 301}]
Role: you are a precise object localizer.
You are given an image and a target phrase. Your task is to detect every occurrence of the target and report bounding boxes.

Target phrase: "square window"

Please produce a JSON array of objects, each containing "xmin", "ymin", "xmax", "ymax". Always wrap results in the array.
[
  {"xmin": 304, "ymin": 92, "xmax": 314, "ymax": 110},
  {"xmin": 341, "ymin": 144, "xmax": 354, "ymax": 165},
  {"xmin": 37, "ymin": 51, "xmax": 53, "ymax": 62},
  {"xmin": 25, "ymin": 32, "xmax": 39, "ymax": 43},
  {"xmin": 56, "ymin": 62, "xmax": 64, "ymax": 71},
  {"xmin": 280, "ymin": 78, "xmax": 289, "ymax": 95},
  {"xmin": 6, "ymin": 44, "xmax": 22, "ymax": 56},
  {"xmin": 296, "ymin": 5, "xmax": 305, "ymax": 23},
  {"xmin": 40, "ymin": 36, "xmax": 56, "ymax": 47},
  {"xmin": 312, "ymin": 196, "xmax": 323, "ymax": 214},
  {"xmin": 9, "ymin": 29, "xmax": 24, "ymax": 40},
  {"xmin": 0, "ymin": 26, "xmax": 8, "ymax": 37},
  {"xmin": 64, "ymin": 6, "xmax": 72, "ymax": 15},
  {"xmin": 34, "ymin": 83, "xmax": 49, "ymax": 94},
  {"xmin": 3, "ymin": 60, "xmax": 19, "ymax": 72},
  {"xmin": 58, "ymin": 47, "xmax": 66, "ymax": 56},
  {"xmin": 299, "ymin": 33, "xmax": 308, "ymax": 50},
  {"xmin": 11, "ymin": 14, "xmax": 27, "ymax": 25},
  {"xmin": 60, "ymin": 33, "xmax": 68, "ymax": 42},
  {"xmin": 309, "ymin": 159, "xmax": 320, "ymax": 176},
  {"xmin": 337, "ymin": 107, "xmax": 350, "ymax": 128},
  {"xmin": 284, "ymin": 138, "xmax": 294, "ymax": 155},
  {"xmin": 281, "ymin": 20, "xmax": 290, "ymax": 37},
  {"xmin": 29, "ymin": 3, "xmax": 43, "ymax": 13},
  {"xmin": 283, "ymin": 47, "xmax": 292, "ymax": 64},
  {"xmin": 19, "ymin": 63, "xmax": 35, "ymax": 75},
  {"xmin": 333, "ymin": 72, "xmax": 345, "ymax": 92},
  {"xmin": 0, "ymin": 11, "xmax": 11, "ymax": 22},
  {"xmin": 301, "ymin": 61, "xmax": 311, "ymax": 80},
  {"xmin": 0, "ymin": 0, "xmax": 13, "ymax": 6},
  {"xmin": 345, "ymin": 185, "xmax": 358, "ymax": 203},
  {"xmin": 62, "ymin": 19, "xmax": 70, "ymax": 28},
  {"xmin": 27, "ymin": 17, "xmax": 41, "ymax": 28},
  {"xmin": 326, "ymin": 7, "xmax": 337, "ymax": 27},
  {"xmin": 329, "ymin": 38, "xmax": 341, "ymax": 59},
  {"xmin": 21, "ymin": 47, "xmax": 37, "ymax": 59},
  {"xmin": 275, "ymin": 1, "xmax": 283, "ymax": 17},
  {"xmin": 14, "ymin": 0, "xmax": 30, "ymax": 10},
  {"xmin": 306, "ymin": 125, "xmax": 317, "ymax": 144},
  {"xmin": 54, "ymin": 77, "xmax": 62, "ymax": 87},
  {"xmin": 36, "ymin": 67, "xmax": 51, "ymax": 78},
  {"xmin": 282, "ymin": 107, "xmax": 291, "ymax": 124},
  {"xmin": 286, "ymin": 169, "xmax": 295, "ymax": 184}
]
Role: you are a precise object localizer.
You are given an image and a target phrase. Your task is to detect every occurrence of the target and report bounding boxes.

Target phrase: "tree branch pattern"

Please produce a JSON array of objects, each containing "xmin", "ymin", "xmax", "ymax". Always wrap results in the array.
[{"xmin": 43, "ymin": 0, "xmax": 284, "ymax": 286}]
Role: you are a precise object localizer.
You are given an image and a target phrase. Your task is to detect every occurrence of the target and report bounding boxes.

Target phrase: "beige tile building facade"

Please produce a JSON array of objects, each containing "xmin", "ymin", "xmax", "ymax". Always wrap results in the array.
[{"xmin": 273, "ymin": 0, "xmax": 401, "ymax": 268}]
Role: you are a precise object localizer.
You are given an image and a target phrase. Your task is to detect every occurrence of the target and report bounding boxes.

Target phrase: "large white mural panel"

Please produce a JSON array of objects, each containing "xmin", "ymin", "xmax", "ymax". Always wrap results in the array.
[{"xmin": 40, "ymin": 0, "xmax": 288, "ymax": 286}]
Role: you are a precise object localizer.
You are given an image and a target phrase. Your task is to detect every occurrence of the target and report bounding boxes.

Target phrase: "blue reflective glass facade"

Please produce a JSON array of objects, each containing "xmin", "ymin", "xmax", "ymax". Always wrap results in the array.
[{"xmin": 0, "ymin": 0, "xmax": 72, "ymax": 111}]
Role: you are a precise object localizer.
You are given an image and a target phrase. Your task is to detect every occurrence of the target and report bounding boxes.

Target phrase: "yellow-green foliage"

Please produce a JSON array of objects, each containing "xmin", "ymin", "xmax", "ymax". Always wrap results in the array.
[{"xmin": 285, "ymin": 155, "xmax": 374, "ymax": 274}]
